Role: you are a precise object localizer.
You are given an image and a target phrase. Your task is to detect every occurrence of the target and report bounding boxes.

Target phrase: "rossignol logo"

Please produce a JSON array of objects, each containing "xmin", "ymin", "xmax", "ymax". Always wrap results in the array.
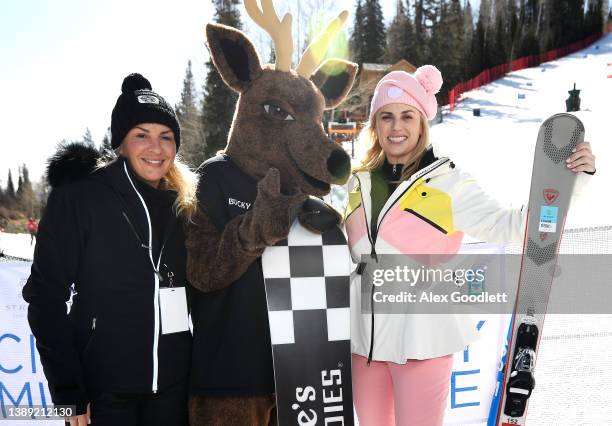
[
  {"xmin": 291, "ymin": 369, "xmax": 344, "ymax": 425},
  {"xmin": 543, "ymin": 188, "xmax": 559, "ymax": 205},
  {"xmin": 228, "ymin": 197, "xmax": 251, "ymax": 210},
  {"xmin": 137, "ymin": 94, "xmax": 160, "ymax": 104}
]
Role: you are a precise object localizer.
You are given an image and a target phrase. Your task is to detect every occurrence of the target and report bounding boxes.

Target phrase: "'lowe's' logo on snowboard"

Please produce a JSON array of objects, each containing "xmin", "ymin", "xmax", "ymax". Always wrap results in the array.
[{"xmin": 292, "ymin": 369, "xmax": 345, "ymax": 425}]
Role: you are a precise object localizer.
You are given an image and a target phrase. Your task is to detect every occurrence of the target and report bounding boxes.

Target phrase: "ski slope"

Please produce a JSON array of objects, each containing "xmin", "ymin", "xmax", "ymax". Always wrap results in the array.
[
  {"xmin": 429, "ymin": 34, "xmax": 612, "ymax": 425},
  {"xmin": 431, "ymin": 35, "xmax": 611, "ymax": 230}
]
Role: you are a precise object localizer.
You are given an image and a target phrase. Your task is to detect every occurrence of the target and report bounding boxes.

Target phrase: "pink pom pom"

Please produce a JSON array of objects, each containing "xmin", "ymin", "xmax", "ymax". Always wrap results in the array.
[{"xmin": 415, "ymin": 65, "xmax": 443, "ymax": 95}]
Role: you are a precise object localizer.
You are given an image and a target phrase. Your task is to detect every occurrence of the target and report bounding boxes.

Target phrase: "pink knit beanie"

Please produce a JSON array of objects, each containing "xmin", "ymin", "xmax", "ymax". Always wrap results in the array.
[{"xmin": 369, "ymin": 65, "xmax": 443, "ymax": 121}]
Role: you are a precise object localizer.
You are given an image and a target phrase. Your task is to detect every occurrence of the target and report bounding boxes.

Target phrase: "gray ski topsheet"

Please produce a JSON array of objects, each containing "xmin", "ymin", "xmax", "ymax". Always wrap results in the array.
[{"xmin": 496, "ymin": 113, "xmax": 583, "ymax": 426}]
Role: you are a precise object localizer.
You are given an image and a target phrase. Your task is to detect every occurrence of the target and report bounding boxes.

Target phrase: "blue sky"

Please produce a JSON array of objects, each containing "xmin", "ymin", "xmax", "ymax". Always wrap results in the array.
[{"xmin": 0, "ymin": 0, "xmax": 479, "ymax": 183}]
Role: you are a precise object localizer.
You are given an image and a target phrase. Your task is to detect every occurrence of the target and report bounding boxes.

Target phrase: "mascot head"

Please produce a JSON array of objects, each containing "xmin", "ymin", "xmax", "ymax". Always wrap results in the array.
[{"xmin": 206, "ymin": 0, "xmax": 357, "ymax": 196}]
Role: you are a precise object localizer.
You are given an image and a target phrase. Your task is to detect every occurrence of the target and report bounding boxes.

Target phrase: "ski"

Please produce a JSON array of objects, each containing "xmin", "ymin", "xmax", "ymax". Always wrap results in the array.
[{"xmin": 495, "ymin": 113, "xmax": 584, "ymax": 425}]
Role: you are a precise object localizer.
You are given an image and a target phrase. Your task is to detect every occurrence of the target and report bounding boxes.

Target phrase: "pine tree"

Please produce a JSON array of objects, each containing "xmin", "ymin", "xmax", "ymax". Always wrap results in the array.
[
  {"xmin": 544, "ymin": 0, "xmax": 585, "ymax": 49},
  {"xmin": 16, "ymin": 164, "xmax": 38, "ymax": 216},
  {"xmin": 463, "ymin": 0, "xmax": 475, "ymax": 49},
  {"xmin": 566, "ymin": 0, "xmax": 586, "ymax": 44},
  {"xmin": 469, "ymin": 10, "xmax": 489, "ymax": 77},
  {"xmin": 0, "ymin": 180, "xmax": 5, "ymax": 207},
  {"xmin": 489, "ymin": 12, "xmax": 507, "ymax": 66},
  {"xmin": 487, "ymin": 0, "xmax": 509, "ymax": 66},
  {"xmin": 517, "ymin": 27, "xmax": 540, "ymax": 57},
  {"xmin": 423, "ymin": 0, "xmax": 441, "ymax": 30},
  {"xmin": 517, "ymin": 0, "xmax": 541, "ymax": 57},
  {"xmin": 385, "ymin": 1, "xmax": 417, "ymax": 64},
  {"xmin": 100, "ymin": 134, "xmax": 112, "ymax": 153},
  {"xmin": 177, "ymin": 60, "xmax": 206, "ymax": 169},
  {"xmin": 523, "ymin": 0, "xmax": 539, "ymax": 26},
  {"xmin": 201, "ymin": 0, "xmax": 241, "ymax": 159},
  {"xmin": 543, "ymin": 0, "xmax": 560, "ymax": 49},
  {"xmin": 532, "ymin": 0, "xmax": 546, "ymax": 38},
  {"xmin": 99, "ymin": 127, "xmax": 114, "ymax": 159},
  {"xmin": 34, "ymin": 179, "xmax": 51, "ymax": 217},
  {"xmin": 413, "ymin": 0, "xmax": 427, "ymax": 64},
  {"xmin": 6, "ymin": 170, "xmax": 16, "ymax": 209},
  {"xmin": 506, "ymin": 0, "xmax": 520, "ymax": 62},
  {"xmin": 584, "ymin": 0, "xmax": 604, "ymax": 36},
  {"xmin": 431, "ymin": 0, "xmax": 466, "ymax": 91},
  {"xmin": 350, "ymin": 0, "xmax": 369, "ymax": 65},
  {"xmin": 362, "ymin": 0, "xmax": 387, "ymax": 63},
  {"xmin": 429, "ymin": 0, "xmax": 445, "ymax": 76},
  {"xmin": 82, "ymin": 128, "xmax": 95, "ymax": 148},
  {"xmin": 479, "ymin": 0, "xmax": 493, "ymax": 30},
  {"xmin": 450, "ymin": 0, "xmax": 467, "ymax": 82}
]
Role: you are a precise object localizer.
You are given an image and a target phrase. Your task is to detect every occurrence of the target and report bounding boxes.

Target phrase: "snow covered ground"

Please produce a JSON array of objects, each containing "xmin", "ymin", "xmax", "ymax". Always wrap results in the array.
[{"xmin": 0, "ymin": 232, "xmax": 34, "ymax": 260}]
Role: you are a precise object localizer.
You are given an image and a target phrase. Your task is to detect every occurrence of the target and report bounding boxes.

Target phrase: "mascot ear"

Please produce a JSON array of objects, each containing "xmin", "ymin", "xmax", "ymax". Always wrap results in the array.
[
  {"xmin": 206, "ymin": 23, "xmax": 263, "ymax": 93},
  {"xmin": 311, "ymin": 59, "xmax": 358, "ymax": 109}
]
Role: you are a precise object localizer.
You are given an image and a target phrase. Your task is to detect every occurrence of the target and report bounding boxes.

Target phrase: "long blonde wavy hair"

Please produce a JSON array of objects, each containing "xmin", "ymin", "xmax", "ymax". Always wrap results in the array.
[
  {"xmin": 159, "ymin": 156, "xmax": 199, "ymax": 221},
  {"xmin": 355, "ymin": 110, "xmax": 431, "ymax": 182},
  {"xmin": 98, "ymin": 152, "xmax": 199, "ymax": 222}
]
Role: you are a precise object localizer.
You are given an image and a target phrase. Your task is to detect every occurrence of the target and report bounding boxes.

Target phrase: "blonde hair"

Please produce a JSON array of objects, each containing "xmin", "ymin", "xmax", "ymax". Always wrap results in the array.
[
  {"xmin": 160, "ymin": 156, "xmax": 199, "ymax": 221},
  {"xmin": 355, "ymin": 111, "xmax": 430, "ymax": 182},
  {"xmin": 98, "ymin": 152, "xmax": 199, "ymax": 222}
]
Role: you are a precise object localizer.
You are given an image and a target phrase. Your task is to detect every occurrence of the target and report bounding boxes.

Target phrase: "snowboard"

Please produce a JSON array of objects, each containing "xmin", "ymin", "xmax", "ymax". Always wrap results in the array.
[
  {"xmin": 262, "ymin": 220, "xmax": 354, "ymax": 426},
  {"xmin": 494, "ymin": 113, "xmax": 583, "ymax": 426}
]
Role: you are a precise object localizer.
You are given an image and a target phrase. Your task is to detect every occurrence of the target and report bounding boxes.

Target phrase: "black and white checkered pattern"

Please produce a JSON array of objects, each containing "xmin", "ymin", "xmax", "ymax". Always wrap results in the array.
[{"xmin": 262, "ymin": 220, "xmax": 352, "ymax": 346}]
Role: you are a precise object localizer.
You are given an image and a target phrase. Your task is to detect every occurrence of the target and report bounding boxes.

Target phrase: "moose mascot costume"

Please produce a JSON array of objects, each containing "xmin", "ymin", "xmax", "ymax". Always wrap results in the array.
[{"xmin": 185, "ymin": 0, "xmax": 357, "ymax": 424}]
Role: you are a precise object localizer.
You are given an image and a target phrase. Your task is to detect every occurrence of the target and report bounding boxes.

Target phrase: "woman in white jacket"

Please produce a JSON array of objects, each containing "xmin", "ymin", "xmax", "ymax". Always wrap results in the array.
[{"xmin": 344, "ymin": 66, "xmax": 596, "ymax": 426}]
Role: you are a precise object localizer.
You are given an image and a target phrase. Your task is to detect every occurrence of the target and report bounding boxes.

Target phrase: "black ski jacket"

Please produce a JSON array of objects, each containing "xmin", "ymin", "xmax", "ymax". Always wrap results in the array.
[
  {"xmin": 189, "ymin": 154, "xmax": 275, "ymax": 396},
  {"xmin": 22, "ymin": 145, "xmax": 191, "ymax": 414}
]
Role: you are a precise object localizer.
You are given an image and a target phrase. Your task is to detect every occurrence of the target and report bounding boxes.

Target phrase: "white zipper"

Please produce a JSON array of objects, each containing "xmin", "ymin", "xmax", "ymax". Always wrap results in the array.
[{"xmin": 123, "ymin": 162, "xmax": 160, "ymax": 393}]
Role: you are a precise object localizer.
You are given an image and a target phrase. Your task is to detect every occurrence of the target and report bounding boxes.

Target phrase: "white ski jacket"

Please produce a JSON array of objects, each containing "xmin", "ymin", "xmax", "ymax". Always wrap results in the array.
[{"xmin": 342, "ymin": 148, "xmax": 590, "ymax": 363}]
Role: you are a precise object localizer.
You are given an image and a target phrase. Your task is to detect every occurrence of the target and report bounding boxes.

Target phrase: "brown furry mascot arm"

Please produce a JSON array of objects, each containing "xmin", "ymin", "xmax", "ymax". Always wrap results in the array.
[
  {"xmin": 185, "ymin": 209, "xmax": 258, "ymax": 293},
  {"xmin": 186, "ymin": 168, "xmax": 306, "ymax": 292}
]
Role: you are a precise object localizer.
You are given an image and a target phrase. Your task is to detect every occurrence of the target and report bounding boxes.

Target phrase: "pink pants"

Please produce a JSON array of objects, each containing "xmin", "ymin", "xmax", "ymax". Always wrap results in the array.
[{"xmin": 352, "ymin": 353, "xmax": 454, "ymax": 426}]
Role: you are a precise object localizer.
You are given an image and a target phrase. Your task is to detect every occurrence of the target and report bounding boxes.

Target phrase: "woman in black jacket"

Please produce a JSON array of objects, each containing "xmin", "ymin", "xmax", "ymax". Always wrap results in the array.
[{"xmin": 22, "ymin": 73, "xmax": 198, "ymax": 426}]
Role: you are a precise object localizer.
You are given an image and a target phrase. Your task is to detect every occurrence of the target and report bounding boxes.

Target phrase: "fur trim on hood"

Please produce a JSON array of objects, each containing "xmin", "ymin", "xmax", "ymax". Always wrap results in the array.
[{"xmin": 46, "ymin": 143, "xmax": 102, "ymax": 188}]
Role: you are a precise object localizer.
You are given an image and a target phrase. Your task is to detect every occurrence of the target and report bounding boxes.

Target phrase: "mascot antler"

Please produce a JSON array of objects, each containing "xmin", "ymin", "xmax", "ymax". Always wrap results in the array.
[
  {"xmin": 245, "ymin": 0, "xmax": 349, "ymax": 78},
  {"xmin": 296, "ymin": 10, "xmax": 349, "ymax": 78},
  {"xmin": 244, "ymin": 0, "xmax": 294, "ymax": 72}
]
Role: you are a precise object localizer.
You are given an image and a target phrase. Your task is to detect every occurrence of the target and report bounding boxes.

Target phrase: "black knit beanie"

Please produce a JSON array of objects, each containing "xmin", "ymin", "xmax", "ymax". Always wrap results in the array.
[{"xmin": 111, "ymin": 73, "xmax": 181, "ymax": 150}]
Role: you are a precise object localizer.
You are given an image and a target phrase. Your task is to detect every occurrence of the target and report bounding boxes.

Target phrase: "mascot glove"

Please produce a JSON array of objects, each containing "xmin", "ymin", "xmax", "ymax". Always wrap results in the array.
[{"xmin": 238, "ymin": 168, "xmax": 308, "ymax": 252}]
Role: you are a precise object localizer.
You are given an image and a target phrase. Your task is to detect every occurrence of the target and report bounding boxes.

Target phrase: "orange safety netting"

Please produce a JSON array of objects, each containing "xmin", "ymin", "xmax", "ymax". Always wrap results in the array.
[{"xmin": 448, "ymin": 32, "xmax": 604, "ymax": 111}]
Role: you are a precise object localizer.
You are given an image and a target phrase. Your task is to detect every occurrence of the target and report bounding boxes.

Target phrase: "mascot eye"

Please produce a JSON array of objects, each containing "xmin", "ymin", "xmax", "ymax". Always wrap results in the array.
[{"xmin": 263, "ymin": 104, "xmax": 295, "ymax": 121}]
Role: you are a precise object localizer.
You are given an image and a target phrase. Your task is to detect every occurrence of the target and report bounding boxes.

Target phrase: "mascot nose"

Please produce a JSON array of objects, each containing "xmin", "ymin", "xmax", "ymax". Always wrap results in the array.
[{"xmin": 327, "ymin": 148, "xmax": 351, "ymax": 184}]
